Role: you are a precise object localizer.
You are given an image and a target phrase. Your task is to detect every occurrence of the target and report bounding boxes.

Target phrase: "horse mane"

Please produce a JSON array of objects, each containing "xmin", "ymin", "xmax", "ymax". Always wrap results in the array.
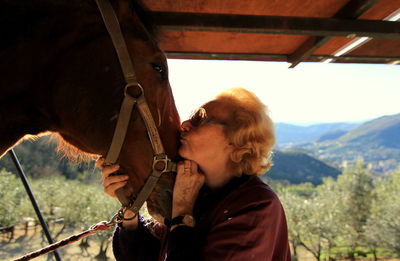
[
  {"xmin": 50, "ymin": 134, "xmax": 98, "ymax": 164},
  {"xmin": 15, "ymin": 133, "xmax": 96, "ymax": 164}
]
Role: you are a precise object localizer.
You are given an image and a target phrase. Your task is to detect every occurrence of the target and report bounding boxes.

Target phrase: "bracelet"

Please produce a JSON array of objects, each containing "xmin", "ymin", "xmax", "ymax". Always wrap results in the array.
[{"xmin": 170, "ymin": 223, "xmax": 195, "ymax": 231}]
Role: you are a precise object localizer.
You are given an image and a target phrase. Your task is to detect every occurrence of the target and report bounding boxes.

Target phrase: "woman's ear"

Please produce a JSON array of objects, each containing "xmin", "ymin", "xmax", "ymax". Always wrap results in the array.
[{"xmin": 230, "ymin": 147, "xmax": 251, "ymax": 163}]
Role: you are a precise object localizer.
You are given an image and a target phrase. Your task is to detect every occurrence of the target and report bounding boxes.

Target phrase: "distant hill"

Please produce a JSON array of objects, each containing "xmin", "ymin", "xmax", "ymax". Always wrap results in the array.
[
  {"xmin": 297, "ymin": 113, "xmax": 400, "ymax": 174},
  {"xmin": 315, "ymin": 129, "xmax": 348, "ymax": 142},
  {"xmin": 275, "ymin": 122, "xmax": 359, "ymax": 147},
  {"xmin": 338, "ymin": 113, "xmax": 400, "ymax": 149},
  {"xmin": 264, "ymin": 150, "xmax": 340, "ymax": 185}
]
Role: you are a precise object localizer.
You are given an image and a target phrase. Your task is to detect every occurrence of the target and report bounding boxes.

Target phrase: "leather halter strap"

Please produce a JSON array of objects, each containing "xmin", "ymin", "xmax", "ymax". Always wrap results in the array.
[{"xmin": 96, "ymin": 0, "xmax": 176, "ymax": 212}]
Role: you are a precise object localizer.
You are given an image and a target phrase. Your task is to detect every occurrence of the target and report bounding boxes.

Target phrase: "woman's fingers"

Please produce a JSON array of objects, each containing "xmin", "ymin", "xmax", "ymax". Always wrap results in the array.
[
  {"xmin": 177, "ymin": 160, "xmax": 203, "ymax": 182},
  {"xmin": 95, "ymin": 158, "xmax": 129, "ymax": 198},
  {"xmin": 102, "ymin": 174, "xmax": 129, "ymax": 188},
  {"xmin": 101, "ymin": 164, "xmax": 120, "ymax": 180},
  {"xmin": 173, "ymin": 160, "xmax": 205, "ymax": 217},
  {"xmin": 102, "ymin": 172, "xmax": 129, "ymax": 198},
  {"xmin": 96, "ymin": 158, "xmax": 120, "ymax": 177},
  {"xmin": 104, "ymin": 180, "xmax": 128, "ymax": 197}
]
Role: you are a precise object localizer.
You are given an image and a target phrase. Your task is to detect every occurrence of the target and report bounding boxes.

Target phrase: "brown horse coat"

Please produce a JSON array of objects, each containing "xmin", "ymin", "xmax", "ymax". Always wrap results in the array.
[{"xmin": 0, "ymin": 0, "xmax": 180, "ymax": 219}]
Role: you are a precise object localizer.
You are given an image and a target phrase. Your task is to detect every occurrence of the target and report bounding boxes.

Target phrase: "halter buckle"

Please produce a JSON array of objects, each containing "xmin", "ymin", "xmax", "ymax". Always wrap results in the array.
[
  {"xmin": 152, "ymin": 154, "xmax": 172, "ymax": 173},
  {"xmin": 124, "ymin": 82, "xmax": 143, "ymax": 99}
]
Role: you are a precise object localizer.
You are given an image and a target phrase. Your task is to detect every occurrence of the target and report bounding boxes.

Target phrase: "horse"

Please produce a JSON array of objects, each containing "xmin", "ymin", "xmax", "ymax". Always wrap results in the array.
[{"xmin": 0, "ymin": 0, "xmax": 181, "ymax": 221}]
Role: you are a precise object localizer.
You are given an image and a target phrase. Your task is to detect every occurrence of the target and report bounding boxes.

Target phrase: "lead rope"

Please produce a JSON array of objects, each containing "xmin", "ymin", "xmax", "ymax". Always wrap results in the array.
[{"xmin": 12, "ymin": 208, "xmax": 129, "ymax": 261}]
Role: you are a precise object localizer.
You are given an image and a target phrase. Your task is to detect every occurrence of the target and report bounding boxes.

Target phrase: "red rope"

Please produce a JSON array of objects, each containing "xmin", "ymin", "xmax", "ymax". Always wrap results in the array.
[{"xmin": 13, "ymin": 221, "xmax": 111, "ymax": 261}]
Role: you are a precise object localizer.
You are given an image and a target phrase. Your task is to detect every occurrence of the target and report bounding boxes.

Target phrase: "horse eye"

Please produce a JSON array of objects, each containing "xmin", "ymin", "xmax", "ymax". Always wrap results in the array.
[
  {"xmin": 151, "ymin": 63, "xmax": 167, "ymax": 80},
  {"xmin": 152, "ymin": 63, "xmax": 164, "ymax": 73}
]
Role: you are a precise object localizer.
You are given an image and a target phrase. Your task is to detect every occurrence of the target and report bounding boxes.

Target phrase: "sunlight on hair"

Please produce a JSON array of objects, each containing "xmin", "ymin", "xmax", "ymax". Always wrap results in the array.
[{"xmin": 49, "ymin": 133, "xmax": 98, "ymax": 164}]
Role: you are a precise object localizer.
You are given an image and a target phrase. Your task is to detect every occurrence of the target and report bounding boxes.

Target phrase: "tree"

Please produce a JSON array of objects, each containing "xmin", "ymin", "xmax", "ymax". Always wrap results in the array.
[
  {"xmin": 0, "ymin": 169, "xmax": 26, "ymax": 226},
  {"xmin": 16, "ymin": 175, "xmax": 120, "ymax": 259},
  {"xmin": 365, "ymin": 167, "xmax": 400, "ymax": 259},
  {"xmin": 335, "ymin": 161, "xmax": 374, "ymax": 260},
  {"xmin": 38, "ymin": 177, "xmax": 119, "ymax": 259},
  {"xmin": 313, "ymin": 177, "xmax": 342, "ymax": 260},
  {"xmin": 280, "ymin": 189, "xmax": 308, "ymax": 260},
  {"xmin": 281, "ymin": 177, "xmax": 344, "ymax": 261}
]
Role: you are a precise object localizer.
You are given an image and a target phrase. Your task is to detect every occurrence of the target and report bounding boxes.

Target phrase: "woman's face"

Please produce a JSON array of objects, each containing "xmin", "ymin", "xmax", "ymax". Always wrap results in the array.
[{"xmin": 179, "ymin": 101, "xmax": 233, "ymax": 171}]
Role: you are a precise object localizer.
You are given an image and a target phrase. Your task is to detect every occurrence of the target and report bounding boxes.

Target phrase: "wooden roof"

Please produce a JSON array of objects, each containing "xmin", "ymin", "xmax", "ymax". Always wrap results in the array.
[{"xmin": 143, "ymin": 0, "xmax": 400, "ymax": 67}]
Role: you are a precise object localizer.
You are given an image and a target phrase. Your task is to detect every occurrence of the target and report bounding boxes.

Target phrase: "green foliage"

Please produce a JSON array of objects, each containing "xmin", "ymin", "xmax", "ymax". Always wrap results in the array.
[
  {"xmin": 0, "ymin": 169, "xmax": 27, "ymax": 226},
  {"xmin": 284, "ymin": 182, "xmax": 315, "ymax": 198},
  {"xmin": 335, "ymin": 160, "xmax": 374, "ymax": 255},
  {"xmin": 280, "ymin": 163, "xmax": 400, "ymax": 260},
  {"xmin": 27, "ymin": 176, "xmax": 120, "ymax": 229},
  {"xmin": 366, "ymin": 167, "xmax": 400, "ymax": 256},
  {"xmin": 0, "ymin": 171, "xmax": 120, "ymax": 255}
]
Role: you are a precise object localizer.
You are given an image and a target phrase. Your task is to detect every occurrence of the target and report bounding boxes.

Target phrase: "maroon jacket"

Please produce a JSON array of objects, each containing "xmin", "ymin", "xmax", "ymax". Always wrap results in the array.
[{"xmin": 113, "ymin": 175, "xmax": 291, "ymax": 261}]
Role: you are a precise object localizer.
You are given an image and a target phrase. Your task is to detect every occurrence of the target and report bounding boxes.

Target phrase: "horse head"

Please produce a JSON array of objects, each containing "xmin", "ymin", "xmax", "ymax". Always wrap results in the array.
[{"xmin": 0, "ymin": 0, "xmax": 180, "ymax": 221}]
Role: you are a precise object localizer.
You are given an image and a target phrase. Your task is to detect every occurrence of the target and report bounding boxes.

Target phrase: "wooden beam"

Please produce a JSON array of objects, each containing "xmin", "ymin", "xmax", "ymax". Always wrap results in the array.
[
  {"xmin": 287, "ymin": 36, "xmax": 330, "ymax": 67},
  {"xmin": 165, "ymin": 51, "xmax": 400, "ymax": 64},
  {"xmin": 334, "ymin": 0, "xmax": 379, "ymax": 18},
  {"xmin": 152, "ymin": 12, "xmax": 400, "ymax": 38},
  {"xmin": 288, "ymin": 0, "xmax": 379, "ymax": 68},
  {"xmin": 311, "ymin": 55, "xmax": 400, "ymax": 63},
  {"xmin": 165, "ymin": 52, "xmax": 287, "ymax": 60}
]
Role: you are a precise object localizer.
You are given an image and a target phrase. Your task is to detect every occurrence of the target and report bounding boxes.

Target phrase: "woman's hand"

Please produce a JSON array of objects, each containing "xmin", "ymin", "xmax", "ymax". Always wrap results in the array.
[
  {"xmin": 96, "ymin": 158, "xmax": 129, "ymax": 198},
  {"xmin": 96, "ymin": 158, "xmax": 138, "ymax": 230},
  {"xmin": 172, "ymin": 160, "xmax": 205, "ymax": 218}
]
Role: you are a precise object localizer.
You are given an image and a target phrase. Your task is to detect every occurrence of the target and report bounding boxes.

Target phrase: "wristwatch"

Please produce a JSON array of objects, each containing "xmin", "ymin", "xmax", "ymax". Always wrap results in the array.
[{"xmin": 165, "ymin": 215, "xmax": 196, "ymax": 228}]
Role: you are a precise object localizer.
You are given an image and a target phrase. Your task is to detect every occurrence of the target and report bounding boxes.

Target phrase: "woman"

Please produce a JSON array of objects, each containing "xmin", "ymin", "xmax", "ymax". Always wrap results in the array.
[{"xmin": 98, "ymin": 88, "xmax": 291, "ymax": 261}]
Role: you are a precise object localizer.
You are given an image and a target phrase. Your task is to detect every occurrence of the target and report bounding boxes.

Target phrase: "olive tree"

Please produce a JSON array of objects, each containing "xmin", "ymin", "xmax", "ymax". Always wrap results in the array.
[
  {"xmin": 365, "ymin": 167, "xmax": 400, "ymax": 258},
  {"xmin": 0, "ymin": 169, "xmax": 26, "ymax": 226},
  {"xmin": 335, "ymin": 161, "xmax": 374, "ymax": 260}
]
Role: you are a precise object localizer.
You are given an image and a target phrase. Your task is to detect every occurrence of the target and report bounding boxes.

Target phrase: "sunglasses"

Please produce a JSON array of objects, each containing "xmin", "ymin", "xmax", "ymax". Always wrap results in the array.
[{"xmin": 189, "ymin": 107, "xmax": 226, "ymax": 127}]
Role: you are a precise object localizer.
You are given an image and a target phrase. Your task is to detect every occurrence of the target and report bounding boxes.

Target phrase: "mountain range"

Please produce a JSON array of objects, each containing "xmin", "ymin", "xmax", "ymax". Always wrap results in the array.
[
  {"xmin": 277, "ymin": 113, "xmax": 400, "ymax": 175},
  {"xmin": 275, "ymin": 122, "xmax": 360, "ymax": 147}
]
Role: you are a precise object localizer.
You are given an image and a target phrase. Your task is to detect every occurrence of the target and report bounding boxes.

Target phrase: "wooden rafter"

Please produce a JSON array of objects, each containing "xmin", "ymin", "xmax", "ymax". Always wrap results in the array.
[
  {"xmin": 152, "ymin": 12, "xmax": 400, "ymax": 38},
  {"xmin": 165, "ymin": 51, "xmax": 400, "ymax": 64},
  {"xmin": 288, "ymin": 0, "xmax": 380, "ymax": 68}
]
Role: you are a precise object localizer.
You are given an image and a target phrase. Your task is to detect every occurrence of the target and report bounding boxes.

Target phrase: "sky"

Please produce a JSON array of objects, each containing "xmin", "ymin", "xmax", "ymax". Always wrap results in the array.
[{"xmin": 167, "ymin": 59, "xmax": 400, "ymax": 125}]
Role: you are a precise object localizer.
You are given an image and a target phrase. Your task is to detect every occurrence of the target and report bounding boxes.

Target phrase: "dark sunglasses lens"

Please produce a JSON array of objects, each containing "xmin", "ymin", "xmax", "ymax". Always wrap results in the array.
[{"xmin": 190, "ymin": 108, "xmax": 206, "ymax": 127}]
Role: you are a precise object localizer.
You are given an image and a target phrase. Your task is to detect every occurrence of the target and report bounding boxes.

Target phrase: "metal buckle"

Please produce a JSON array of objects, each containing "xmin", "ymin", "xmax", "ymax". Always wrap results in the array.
[
  {"xmin": 152, "ymin": 154, "xmax": 171, "ymax": 173},
  {"xmin": 106, "ymin": 205, "xmax": 138, "ymax": 226},
  {"xmin": 124, "ymin": 82, "xmax": 143, "ymax": 99}
]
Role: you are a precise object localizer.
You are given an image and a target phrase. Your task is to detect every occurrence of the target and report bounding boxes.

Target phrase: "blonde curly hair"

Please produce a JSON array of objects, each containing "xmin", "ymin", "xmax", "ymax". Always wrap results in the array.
[{"xmin": 214, "ymin": 88, "xmax": 275, "ymax": 175}]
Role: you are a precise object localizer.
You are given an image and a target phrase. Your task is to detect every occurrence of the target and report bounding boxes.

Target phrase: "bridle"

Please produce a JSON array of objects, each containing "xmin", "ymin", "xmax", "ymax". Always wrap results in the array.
[{"xmin": 95, "ymin": 0, "xmax": 176, "ymax": 217}]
